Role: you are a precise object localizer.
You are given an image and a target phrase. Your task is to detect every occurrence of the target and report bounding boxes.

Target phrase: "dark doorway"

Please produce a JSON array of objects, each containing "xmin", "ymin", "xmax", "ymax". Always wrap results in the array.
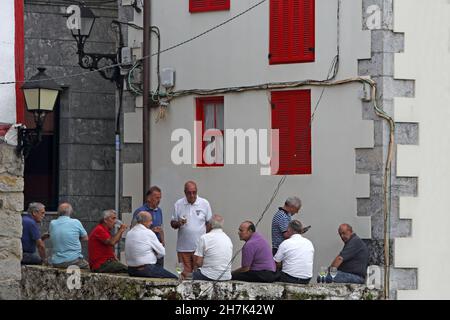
[{"xmin": 23, "ymin": 98, "xmax": 59, "ymax": 211}]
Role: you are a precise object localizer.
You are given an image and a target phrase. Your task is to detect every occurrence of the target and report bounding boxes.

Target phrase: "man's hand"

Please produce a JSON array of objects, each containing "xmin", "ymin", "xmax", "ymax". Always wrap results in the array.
[
  {"xmin": 152, "ymin": 226, "xmax": 162, "ymax": 233},
  {"xmin": 118, "ymin": 224, "xmax": 128, "ymax": 233},
  {"xmin": 41, "ymin": 233, "xmax": 50, "ymax": 241}
]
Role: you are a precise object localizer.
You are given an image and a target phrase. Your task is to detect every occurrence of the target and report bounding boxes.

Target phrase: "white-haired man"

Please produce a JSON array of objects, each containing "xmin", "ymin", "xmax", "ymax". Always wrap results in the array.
[
  {"xmin": 50, "ymin": 202, "xmax": 89, "ymax": 268},
  {"xmin": 125, "ymin": 211, "xmax": 177, "ymax": 279},
  {"xmin": 21, "ymin": 202, "xmax": 48, "ymax": 265},
  {"xmin": 271, "ymin": 196, "xmax": 302, "ymax": 256},
  {"xmin": 193, "ymin": 214, "xmax": 233, "ymax": 281},
  {"xmin": 88, "ymin": 209, "xmax": 128, "ymax": 273}
]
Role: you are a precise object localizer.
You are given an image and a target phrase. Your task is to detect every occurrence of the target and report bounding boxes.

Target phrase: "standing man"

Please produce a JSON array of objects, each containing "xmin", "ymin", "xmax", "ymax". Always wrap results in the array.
[
  {"xmin": 21, "ymin": 202, "xmax": 48, "ymax": 265},
  {"xmin": 132, "ymin": 186, "xmax": 165, "ymax": 266},
  {"xmin": 49, "ymin": 202, "xmax": 89, "ymax": 269},
  {"xmin": 328, "ymin": 223, "xmax": 369, "ymax": 284},
  {"xmin": 274, "ymin": 220, "xmax": 314, "ymax": 284},
  {"xmin": 193, "ymin": 214, "xmax": 233, "ymax": 281},
  {"xmin": 88, "ymin": 209, "xmax": 128, "ymax": 273},
  {"xmin": 171, "ymin": 181, "xmax": 212, "ymax": 279},
  {"xmin": 232, "ymin": 221, "xmax": 278, "ymax": 283},
  {"xmin": 271, "ymin": 197, "xmax": 302, "ymax": 256}
]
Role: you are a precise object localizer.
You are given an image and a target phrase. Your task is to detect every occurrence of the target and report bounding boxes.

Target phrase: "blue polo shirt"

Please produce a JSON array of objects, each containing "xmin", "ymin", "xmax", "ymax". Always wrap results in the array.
[
  {"xmin": 49, "ymin": 216, "xmax": 87, "ymax": 264},
  {"xmin": 133, "ymin": 203, "xmax": 163, "ymax": 241},
  {"xmin": 22, "ymin": 214, "xmax": 41, "ymax": 253},
  {"xmin": 271, "ymin": 207, "xmax": 292, "ymax": 249}
]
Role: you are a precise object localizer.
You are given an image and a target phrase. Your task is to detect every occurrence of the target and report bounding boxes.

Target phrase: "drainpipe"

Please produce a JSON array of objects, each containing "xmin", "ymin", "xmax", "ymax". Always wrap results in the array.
[{"xmin": 143, "ymin": 0, "xmax": 151, "ymax": 200}]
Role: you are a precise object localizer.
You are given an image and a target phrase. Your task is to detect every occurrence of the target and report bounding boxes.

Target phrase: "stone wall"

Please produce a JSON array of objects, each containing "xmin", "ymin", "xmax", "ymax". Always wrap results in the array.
[
  {"xmin": 21, "ymin": 265, "xmax": 381, "ymax": 300},
  {"xmin": 0, "ymin": 143, "xmax": 24, "ymax": 300},
  {"xmin": 24, "ymin": 1, "xmax": 119, "ymax": 253}
]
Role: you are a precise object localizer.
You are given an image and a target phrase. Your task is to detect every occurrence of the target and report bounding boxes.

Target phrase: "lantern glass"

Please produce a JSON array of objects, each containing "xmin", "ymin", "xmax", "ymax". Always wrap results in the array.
[
  {"xmin": 39, "ymin": 89, "xmax": 59, "ymax": 111},
  {"xmin": 23, "ymin": 88, "xmax": 40, "ymax": 111}
]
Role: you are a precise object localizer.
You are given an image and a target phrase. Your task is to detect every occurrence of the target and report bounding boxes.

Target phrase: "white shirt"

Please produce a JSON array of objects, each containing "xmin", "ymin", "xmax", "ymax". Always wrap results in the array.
[
  {"xmin": 274, "ymin": 234, "xmax": 314, "ymax": 279},
  {"xmin": 172, "ymin": 196, "xmax": 212, "ymax": 252},
  {"xmin": 125, "ymin": 224, "xmax": 165, "ymax": 266},
  {"xmin": 194, "ymin": 228, "xmax": 233, "ymax": 280}
]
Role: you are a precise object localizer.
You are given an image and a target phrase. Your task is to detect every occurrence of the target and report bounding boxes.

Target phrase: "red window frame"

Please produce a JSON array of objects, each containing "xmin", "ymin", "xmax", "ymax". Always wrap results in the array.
[
  {"xmin": 190, "ymin": 0, "xmax": 230, "ymax": 13},
  {"xmin": 269, "ymin": 0, "xmax": 315, "ymax": 64},
  {"xmin": 195, "ymin": 96, "xmax": 224, "ymax": 167},
  {"xmin": 271, "ymin": 89, "xmax": 311, "ymax": 175}
]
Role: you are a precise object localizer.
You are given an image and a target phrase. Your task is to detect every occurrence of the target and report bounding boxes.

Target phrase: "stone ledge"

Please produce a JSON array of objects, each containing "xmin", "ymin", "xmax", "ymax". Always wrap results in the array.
[{"xmin": 21, "ymin": 265, "xmax": 381, "ymax": 300}]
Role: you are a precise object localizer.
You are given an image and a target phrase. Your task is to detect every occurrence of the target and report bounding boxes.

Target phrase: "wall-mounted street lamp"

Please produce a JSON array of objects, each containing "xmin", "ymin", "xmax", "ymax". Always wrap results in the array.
[
  {"xmin": 17, "ymin": 68, "xmax": 62, "ymax": 157},
  {"xmin": 66, "ymin": 4, "xmax": 121, "ymax": 84}
]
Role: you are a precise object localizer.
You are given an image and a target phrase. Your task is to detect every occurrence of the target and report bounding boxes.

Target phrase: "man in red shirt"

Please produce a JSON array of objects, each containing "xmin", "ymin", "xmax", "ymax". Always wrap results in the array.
[{"xmin": 88, "ymin": 209, "xmax": 128, "ymax": 273}]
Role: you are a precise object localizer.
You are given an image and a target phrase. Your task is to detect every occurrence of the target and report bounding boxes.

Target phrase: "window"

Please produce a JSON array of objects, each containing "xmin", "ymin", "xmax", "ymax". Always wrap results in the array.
[
  {"xmin": 271, "ymin": 90, "xmax": 311, "ymax": 175},
  {"xmin": 195, "ymin": 96, "xmax": 224, "ymax": 166},
  {"xmin": 24, "ymin": 97, "xmax": 60, "ymax": 211},
  {"xmin": 269, "ymin": 0, "xmax": 315, "ymax": 64},
  {"xmin": 190, "ymin": 0, "xmax": 230, "ymax": 13}
]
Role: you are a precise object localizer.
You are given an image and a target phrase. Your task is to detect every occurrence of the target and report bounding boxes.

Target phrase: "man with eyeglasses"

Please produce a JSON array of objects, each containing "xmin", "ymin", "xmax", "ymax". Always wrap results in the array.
[
  {"xmin": 21, "ymin": 202, "xmax": 48, "ymax": 265},
  {"xmin": 171, "ymin": 181, "xmax": 212, "ymax": 279}
]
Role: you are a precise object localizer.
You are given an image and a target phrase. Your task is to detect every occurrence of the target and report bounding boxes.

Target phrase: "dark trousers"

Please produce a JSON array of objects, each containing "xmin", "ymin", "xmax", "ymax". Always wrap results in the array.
[
  {"xmin": 192, "ymin": 269, "xmax": 215, "ymax": 281},
  {"xmin": 95, "ymin": 259, "xmax": 128, "ymax": 273},
  {"xmin": 128, "ymin": 264, "xmax": 177, "ymax": 279},
  {"xmin": 232, "ymin": 270, "xmax": 279, "ymax": 283},
  {"xmin": 21, "ymin": 252, "xmax": 42, "ymax": 265},
  {"xmin": 156, "ymin": 257, "xmax": 164, "ymax": 267},
  {"xmin": 272, "ymin": 248, "xmax": 278, "ymax": 256},
  {"xmin": 279, "ymin": 271, "xmax": 311, "ymax": 284}
]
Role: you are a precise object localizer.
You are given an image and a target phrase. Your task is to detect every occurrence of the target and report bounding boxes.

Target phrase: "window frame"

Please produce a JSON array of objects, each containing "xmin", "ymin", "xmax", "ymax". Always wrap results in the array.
[
  {"xmin": 195, "ymin": 96, "xmax": 225, "ymax": 167},
  {"xmin": 189, "ymin": 0, "xmax": 231, "ymax": 13}
]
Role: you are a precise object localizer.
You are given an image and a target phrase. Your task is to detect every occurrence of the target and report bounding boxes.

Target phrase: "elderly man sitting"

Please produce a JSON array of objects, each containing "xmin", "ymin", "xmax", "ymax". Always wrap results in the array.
[
  {"xmin": 49, "ymin": 203, "xmax": 89, "ymax": 269},
  {"xmin": 193, "ymin": 214, "xmax": 233, "ymax": 281},
  {"xmin": 328, "ymin": 223, "xmax": 369, "ymax": 284},
  {"xmin": 88, "ymin": 209, "xmax": 128, "ymax": 273},
  {"xmin": 21, "ymin": 202, "xmax": 48, "ymax": 265},
  {"xmin": 274, "ymin": 220, "xmax": 314, "ymax": 284},
  {"xmin": 125, "ymin": 211, "xmax": 177, "ymax": 279}
]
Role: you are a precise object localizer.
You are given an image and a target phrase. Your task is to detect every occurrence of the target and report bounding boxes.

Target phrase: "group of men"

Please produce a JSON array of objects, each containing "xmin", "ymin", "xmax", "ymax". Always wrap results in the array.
[{"xmin": 21, "ymin": 180, "xmax": 369, "ymax": 285}]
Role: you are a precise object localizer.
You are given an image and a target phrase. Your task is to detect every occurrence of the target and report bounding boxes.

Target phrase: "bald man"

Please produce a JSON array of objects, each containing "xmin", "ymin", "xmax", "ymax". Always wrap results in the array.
[
  {"xmin": 171, "ymin": 181, "xmax": 212, "ymax": 278},
  {"xmin": 126, "ymin": 211, "xmax": 177, "ymax": 279},
  {"xmin": 328, "ymin": 224, "xmax": 369, "ymax": 284}
]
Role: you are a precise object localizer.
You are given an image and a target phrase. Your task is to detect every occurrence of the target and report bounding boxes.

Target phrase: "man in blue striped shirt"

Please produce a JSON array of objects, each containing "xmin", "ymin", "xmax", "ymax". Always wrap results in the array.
[{"xmin": 271, "ymin": 197, "xmax": 302, "ymax": 255}]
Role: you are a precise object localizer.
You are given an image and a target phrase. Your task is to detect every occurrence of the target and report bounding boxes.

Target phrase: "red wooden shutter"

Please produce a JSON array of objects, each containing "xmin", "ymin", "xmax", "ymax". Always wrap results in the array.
[
  {"xmin": 190, "ymin": 0, "xmax": 230, "ymax": 13},
  {"xmin": 269, "ymin": 0, "xmax": 315, "ymax": 64},
  {"xmin": 271, "ymin": 90, "xmax": 311, "ymax": 175}
]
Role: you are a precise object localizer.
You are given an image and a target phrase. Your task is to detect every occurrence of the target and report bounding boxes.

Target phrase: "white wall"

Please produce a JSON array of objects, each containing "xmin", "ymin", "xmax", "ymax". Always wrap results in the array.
[
  {"xmin": 0, "ymin": 0, "xmax": 17, "ymax": 124},
  {"xmin": 124, "ymin": 0, "xmax": 374, "ymax": 276},
  {"xmin": 394, "ymin": 0, "xmax": 450, "ymax": 299}
]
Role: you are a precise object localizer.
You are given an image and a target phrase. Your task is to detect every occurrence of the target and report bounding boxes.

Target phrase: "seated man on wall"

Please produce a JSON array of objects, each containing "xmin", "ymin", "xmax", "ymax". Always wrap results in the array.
[
  {"xmin": 88, "ymin": 209, "xmax": 128, "ymax": 273},
  {"xmin": 328, "ymin": 223, "xmax": 369, "ymax": 284},
  {"xmin": 193, "ymin": 214, "xmax": 233, "ymax": 281},
  {"xmin": 49, "ymin": 203, "xmax": 89, "ymax": 269},
  {"xmin": 232, "ymin": 221, "xmax": 279, "ymax": 283},
  {"xmin": 21, "ymin": 202, "xmax": 48, "ymax": 265},
  {"xmin": 125, "ymin": 211, "xmax": 177, "ymax": 279},
  {"xmin": 273, "ymin": 220, "xmax": 314, "ymax": 284}
]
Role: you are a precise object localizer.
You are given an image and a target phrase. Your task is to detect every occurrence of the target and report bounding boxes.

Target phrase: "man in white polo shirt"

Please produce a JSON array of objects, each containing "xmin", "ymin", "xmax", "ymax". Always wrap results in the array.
[
  {"xmin": 274, "ymin": 220, "xmax": 314, "ymax": 284},
  {"xmin": 171, "ymin": 181, "xmax": 212, "ymax": 278},
  {"xmin": 193, "ymin": 214, "xmax": 233, "ymax": 281}
]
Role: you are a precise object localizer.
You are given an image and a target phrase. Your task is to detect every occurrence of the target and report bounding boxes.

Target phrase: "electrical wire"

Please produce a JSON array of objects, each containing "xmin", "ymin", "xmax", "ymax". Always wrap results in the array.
[{"xmin": 1, "ymin": 0, "xmax": 267, "ymax": 86}]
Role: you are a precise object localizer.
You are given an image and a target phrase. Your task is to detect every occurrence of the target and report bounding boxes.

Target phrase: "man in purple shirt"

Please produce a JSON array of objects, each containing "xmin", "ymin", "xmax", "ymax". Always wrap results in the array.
[{"xmin": 232, "ymin": 221, "xmax": 279, "ymax": 283}]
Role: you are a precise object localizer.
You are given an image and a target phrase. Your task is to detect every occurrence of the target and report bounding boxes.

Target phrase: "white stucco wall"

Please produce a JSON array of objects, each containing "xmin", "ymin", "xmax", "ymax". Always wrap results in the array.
[
  {"xmin": 0, "ymin": 0, "xmax": 17, "ymax": 124},
  {"xmin": 124, "ymin": 0, "xmax": 374, "ymax": 276},
  {"xmin": 394, "ymin": 0, "xmax": 450, "ymax": 299}
]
